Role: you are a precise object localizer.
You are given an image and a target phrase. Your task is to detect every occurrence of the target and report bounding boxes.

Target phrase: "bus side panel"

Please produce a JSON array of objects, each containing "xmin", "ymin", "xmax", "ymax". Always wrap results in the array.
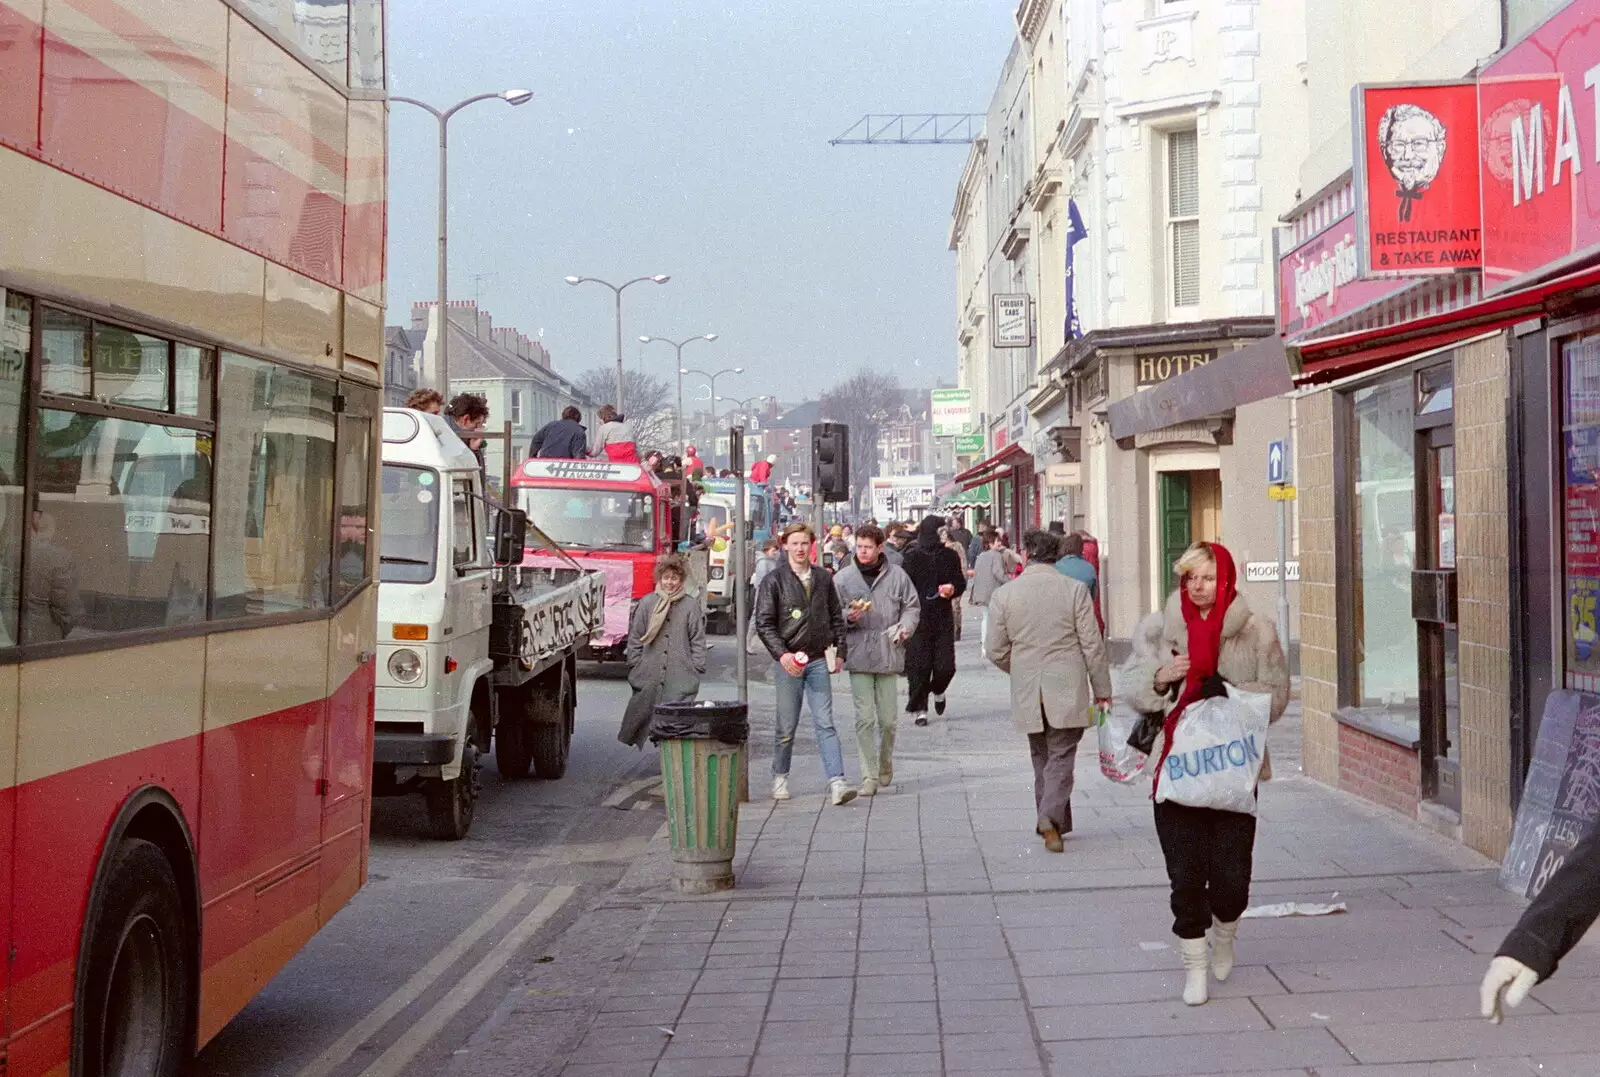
[
  {"xmin": 9, "ymin": 641, "xmax": 205, "ymax": 1074},
  {"xmin": 321, "ymin": 588, "xmax": 376, "ymax": 922},
  {"xmin": 197, "ymin": 622, "xmax": 328, "ymax": 1044}
]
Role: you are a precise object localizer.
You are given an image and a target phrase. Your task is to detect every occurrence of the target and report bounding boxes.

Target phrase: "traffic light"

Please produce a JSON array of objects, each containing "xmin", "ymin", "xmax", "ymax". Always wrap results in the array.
[{"xmin": 812, "ymin": 421, "xmax": 850, "ymax": 503}]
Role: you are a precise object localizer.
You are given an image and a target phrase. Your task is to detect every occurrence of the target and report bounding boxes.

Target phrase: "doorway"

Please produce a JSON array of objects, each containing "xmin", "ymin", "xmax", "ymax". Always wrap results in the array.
[
  {"xmin": 1157, "ymin": 468, "xmax": 1222, "ymax": 597},
  {"xmin": 1413, "ymin": 369, "xmax": 1459, "ymax": 809}
]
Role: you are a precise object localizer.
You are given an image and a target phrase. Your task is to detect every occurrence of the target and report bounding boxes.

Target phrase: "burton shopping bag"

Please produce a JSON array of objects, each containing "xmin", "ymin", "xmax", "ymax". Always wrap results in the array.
[{"xmin": 1153, "ymin": 684, "xmax": 1273, "ymax": 814}]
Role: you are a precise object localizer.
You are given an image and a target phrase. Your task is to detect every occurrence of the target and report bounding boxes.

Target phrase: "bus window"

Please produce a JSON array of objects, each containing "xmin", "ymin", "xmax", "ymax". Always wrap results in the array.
[
  {"xmin": 0, "ymin": 293, "xmax": 25, "ymax": 645},
  {"xmin": 213, "ymin": 353, "xmax": 336, "ymax": 618},
  {"xmin": 335, "ymin": 408, "xmax": 374, "ymax": 599}
]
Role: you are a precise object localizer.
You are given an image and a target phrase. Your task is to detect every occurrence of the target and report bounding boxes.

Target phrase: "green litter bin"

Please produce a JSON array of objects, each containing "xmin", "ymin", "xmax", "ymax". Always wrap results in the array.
[{"xmin": 652, "ymin": 701, "xmax": 749, "ymax": 894}]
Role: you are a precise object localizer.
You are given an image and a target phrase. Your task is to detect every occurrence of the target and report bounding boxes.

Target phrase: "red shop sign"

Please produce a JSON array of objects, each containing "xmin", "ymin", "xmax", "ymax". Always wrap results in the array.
[
  {"xmin": 1479, "ymin": 0, "xmax": 1600, "ymax": 292},
  {"xmin": 1354, "ymin": 82, "xmax": 1483, "ymax": 277},
  {"xmin": 1277, "ymin": 212, "xmax": 1410, "ymax": 342}
]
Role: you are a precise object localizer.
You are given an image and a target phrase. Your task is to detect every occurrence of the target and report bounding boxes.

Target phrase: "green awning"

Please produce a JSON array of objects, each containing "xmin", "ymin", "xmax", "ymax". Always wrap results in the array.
[{"xmin": 943, "ymin": 483, "xmax": 992, "ymax": 508}]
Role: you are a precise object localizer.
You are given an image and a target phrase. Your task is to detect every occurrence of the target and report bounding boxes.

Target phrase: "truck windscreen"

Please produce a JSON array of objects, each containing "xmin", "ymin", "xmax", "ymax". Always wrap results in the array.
[
  {"xmin": 381, "ymin": 465, "xmax": 440, "ymax": 582},
  {"xmin": 517, "ymin": 487, "xmax": 654, "ymax": 552}
]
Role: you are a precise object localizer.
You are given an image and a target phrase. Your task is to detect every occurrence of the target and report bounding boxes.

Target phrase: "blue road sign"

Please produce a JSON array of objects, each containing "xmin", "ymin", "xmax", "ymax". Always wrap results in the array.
[{"xmin": 1268, "ymin": 440, "xmax": 1290, "ymax": 486}]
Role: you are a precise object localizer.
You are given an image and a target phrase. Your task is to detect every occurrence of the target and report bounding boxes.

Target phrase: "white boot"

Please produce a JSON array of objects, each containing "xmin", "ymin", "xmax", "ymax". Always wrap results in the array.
[
  {"xmin": 1210, "ymin": 918, "xmax": 1239, "ymax": 982},
  {"xmin": 1179, "ymin": 938, "xmax": 1210, "ymax": 1005}
]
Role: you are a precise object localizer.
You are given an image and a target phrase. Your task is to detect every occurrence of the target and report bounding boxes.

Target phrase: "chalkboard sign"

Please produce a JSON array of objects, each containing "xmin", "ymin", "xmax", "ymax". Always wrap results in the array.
[{"xmin": 1502, "ymin": 690, "xmax": 1600, "ymax": 898}]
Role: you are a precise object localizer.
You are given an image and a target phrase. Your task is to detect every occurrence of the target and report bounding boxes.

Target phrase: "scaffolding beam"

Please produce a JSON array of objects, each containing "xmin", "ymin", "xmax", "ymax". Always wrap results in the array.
[{"xmin": 829, "ymin": 114, "xmax": 982, "ymax": 146}]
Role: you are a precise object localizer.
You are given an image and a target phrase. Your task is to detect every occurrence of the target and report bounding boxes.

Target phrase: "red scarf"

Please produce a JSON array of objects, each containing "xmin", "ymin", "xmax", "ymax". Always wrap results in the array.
[{"xmin": 1151, "ymin": 543, "xmax": 1238, "ymax": 795}]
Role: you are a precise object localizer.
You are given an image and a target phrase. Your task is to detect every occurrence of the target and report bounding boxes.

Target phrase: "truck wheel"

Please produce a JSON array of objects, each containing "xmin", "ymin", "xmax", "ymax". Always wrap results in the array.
[
  {"xmin": 530, "ymin": 665, "xmax": 573, "ymax": 780},
  {"xmin": 495, "ymin": 690, "xmax": 533, "ymax": 781},
  {"xmin": 74, "ymin": 838, "xmax": 193, "ymax": 1077},
  {"xmin": 425, "ymin": 742, "xmax": 480, "ymax": 840}
]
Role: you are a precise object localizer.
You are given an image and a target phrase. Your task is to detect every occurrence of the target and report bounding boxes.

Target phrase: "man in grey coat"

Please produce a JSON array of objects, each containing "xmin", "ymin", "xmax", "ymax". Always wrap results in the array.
[
  {"xmin": 833, "ymin": 524, "xmax": 920, "ymax": 796},
  {"xmin": 986, "ymin": 529, "xmax": 1111, "ymax": 852}
]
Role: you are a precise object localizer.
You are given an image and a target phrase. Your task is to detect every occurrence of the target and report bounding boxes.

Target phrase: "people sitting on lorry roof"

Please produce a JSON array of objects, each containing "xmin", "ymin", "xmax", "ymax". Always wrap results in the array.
[
  {"xmin": 590, "ymin": 404, "xmax": 639, "ymax": 463},
  {"xmin": 530, "ymin": 405, "xmax": 588, "ymax": 459},
  {"xmin": 404, "ymin": 387, "xmax": 443, "ymax": 414},
  {"xmin": 446, "ymin": 392, "xmax": 489, "ymax": 466}
]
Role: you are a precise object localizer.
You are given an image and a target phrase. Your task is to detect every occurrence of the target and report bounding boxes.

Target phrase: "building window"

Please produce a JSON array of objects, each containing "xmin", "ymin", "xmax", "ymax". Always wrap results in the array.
[
  {"xmin": 1348, "ymin": 376, "xmax": 1419, "ymax": 719},
  {"xmin": 511, "ymin": 390, "xmax": 523, "ymax": 426},
  {"xmin": 1166, "ymin": 128, "xmax": 1200, "ymax": 311}
]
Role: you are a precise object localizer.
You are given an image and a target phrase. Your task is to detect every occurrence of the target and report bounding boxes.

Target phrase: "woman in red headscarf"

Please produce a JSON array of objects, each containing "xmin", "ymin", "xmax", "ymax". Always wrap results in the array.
[{"xmin": 1130, "ymin": 541, "xmax": 1290, "ymax": 1007}]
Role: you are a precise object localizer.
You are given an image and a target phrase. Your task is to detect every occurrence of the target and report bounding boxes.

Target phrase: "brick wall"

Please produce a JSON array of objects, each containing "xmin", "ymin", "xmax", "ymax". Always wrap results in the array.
[
  {"xmin": 1298, "ymin": 389, "xmax": 1339, "ymax": 785},
  {"xmin": 1337, "ymin": 722, "xmax": 1422, "ymax": 817},
  {"xmin": 1454, "ymin": 333, "xmax": 1514, "ymax": 859}
]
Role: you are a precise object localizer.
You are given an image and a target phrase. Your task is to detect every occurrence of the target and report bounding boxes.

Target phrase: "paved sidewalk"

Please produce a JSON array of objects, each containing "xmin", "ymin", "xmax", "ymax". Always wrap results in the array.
[{"xmin": 500, "ymin": 621, "xmax": 1600, "ymax": 1077}]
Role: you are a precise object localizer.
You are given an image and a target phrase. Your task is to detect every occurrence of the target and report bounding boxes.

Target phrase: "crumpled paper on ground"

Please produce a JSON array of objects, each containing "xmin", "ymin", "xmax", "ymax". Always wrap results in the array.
[{"xmin": 1241, "ymin": 901, "xmax": 1348, "ymax": 919}]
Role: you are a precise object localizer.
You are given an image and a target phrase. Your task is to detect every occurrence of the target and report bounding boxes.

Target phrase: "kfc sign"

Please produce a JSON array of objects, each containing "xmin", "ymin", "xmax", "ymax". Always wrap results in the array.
[
  {"xmin": 1478, "ymin": 0, "xmax": 1600, "ymax": 292},
  {"xmin": 1354, "ymin": 82, "xmax": 1483, "ymax": 277}
]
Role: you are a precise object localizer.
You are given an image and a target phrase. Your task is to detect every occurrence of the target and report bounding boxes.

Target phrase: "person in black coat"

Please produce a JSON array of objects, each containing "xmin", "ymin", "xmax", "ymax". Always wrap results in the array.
[
  {"xmin": 901, "ymin": 514, "xmax": 967, "ymax": 726},
  {"xmin": 1482, "ymin": 821, "xmax": 1600, "ymax": 1022},
  {"xmin": 529, "ymin": 405, "xmax": 588, "ymax": 459}
]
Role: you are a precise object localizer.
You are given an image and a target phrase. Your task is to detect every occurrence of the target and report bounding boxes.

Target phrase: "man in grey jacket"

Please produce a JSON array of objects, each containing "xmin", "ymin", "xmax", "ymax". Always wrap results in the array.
[
  {"xmin": 987, "ymin": 530, "xmax": 1111, "ymax": 852},
  {"xmin": 834, "ymin": 525, "xmax": 920, "ymax": 796}
]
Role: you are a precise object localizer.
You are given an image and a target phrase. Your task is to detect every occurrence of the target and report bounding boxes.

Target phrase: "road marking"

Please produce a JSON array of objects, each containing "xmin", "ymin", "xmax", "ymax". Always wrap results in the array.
[
  {"xmin": 353, "ymin": 885, "xmax": 578, "ymax": 1077},
  {"xmin": 601, "ymin": 774, "xmax": 662, "ymax": 808},
  {"xmin": 293, "ymin": 883, "xmax": 531, "ymax": 1077}
]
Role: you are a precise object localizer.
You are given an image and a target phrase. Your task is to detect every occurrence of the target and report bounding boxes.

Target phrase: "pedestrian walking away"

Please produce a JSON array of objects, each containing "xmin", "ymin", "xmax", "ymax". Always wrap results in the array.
[
  {"xmin": 529, "ymin": 404, "xmax": 588, "ymax": 459},
  {"xmin": 618, "ymin": 555, "xmax": 706, "ymax": 748},
  {"xmin": 834, "ymin": 524, "xmax": 921, "ymax": 796},
  {"xmin": 985, "ymin": 530, "xmax": 1109, "ymax": 853},
  {"xmin": 1130, "ymin": 540, "xmax": 1289, "ymax": 1005},
  {"xmin": 754, "ymin": 523, "xmax": 857, "ymax": 805},
  {"xmin": 1481, "ymin": 816, "xmax": 1600, "ymax": 1023},
  {"xmin": 966, "ymin": 529, "xmax": 1017, "ymax": 658},
  {"xmin": 1055, "ymin": 530, "xmax": 1098, "ymax": 600},
  {"xmin": 901, "ymin": 515, "xmax": 966, "ymax": 725}
]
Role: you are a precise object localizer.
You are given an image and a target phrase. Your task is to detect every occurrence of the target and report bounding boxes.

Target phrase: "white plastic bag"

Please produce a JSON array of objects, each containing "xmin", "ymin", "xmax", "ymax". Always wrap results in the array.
[
  {"xmin": 1097, "ymin": 665, "xmax": 1154, "ymax": 784},
  {"xmin": 1153, "ymin": 684, "xmax": 1272, "ymax": 814}
]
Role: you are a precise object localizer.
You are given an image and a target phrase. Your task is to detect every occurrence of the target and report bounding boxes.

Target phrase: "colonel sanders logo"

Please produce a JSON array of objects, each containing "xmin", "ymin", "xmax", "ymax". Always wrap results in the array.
[{"xmin": 1377, "ymin": 103, "xmax": 1447, "ymax": 221}]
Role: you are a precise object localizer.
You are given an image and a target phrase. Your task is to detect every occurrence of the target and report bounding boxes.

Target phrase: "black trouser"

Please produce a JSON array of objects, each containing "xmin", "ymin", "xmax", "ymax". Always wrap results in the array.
[
  {"xmin": 1153, "ymin": 800, "xmax": 1257, "ymax": 939},
  {"xmin": 906, "ymin": 663, "xmax": 955, "ymax": 713}
]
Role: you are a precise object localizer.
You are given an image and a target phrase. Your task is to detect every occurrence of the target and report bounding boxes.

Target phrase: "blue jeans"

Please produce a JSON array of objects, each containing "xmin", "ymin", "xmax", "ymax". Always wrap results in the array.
[{"xmin": 773, "ymin": 659, "xmax": 845, "ymax": 781}]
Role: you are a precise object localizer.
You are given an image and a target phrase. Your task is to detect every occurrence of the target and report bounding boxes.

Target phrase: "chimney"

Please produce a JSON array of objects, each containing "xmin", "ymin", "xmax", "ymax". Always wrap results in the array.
[
  {"xmin": 446, "ymin": 299, "xmax": 477, "ymax": 330},
  {"xmin": 516, "ymin": 333, "xmax": 531, "ymax": 359},
  {"xmin": 411, "ymin": 301, "xmax": 431, "ymax": 333},
  {"xmin": 476, "ymin": 308, "xmax": 492, "ymax": 341},
  {"xmin": 492, "ymin": 326, "xmax": 515, "ymax": 353}
]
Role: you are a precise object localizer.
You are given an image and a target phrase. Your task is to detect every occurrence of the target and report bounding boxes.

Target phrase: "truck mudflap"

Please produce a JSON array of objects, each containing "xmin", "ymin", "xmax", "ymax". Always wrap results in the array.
[{"xmin": 374, "ymin": 732, "xmax": 456, "ymax": 766}]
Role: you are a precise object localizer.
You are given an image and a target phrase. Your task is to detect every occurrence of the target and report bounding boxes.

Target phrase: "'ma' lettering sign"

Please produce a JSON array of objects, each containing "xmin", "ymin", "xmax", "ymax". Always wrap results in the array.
[
  {"xmin": 1137, "ymin": 350, "xmax": 1216, "ymax": 387},
  {"xmin": 1479, "ymin": 2, "xmax": 1600, "ymax": 292}
]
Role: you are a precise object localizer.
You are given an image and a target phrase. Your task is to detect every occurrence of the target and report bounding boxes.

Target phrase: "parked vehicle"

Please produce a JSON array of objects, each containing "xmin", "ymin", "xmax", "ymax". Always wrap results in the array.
[{"xmin": 376, "ymin": 410, "xmax": 605, "ymax": 839}]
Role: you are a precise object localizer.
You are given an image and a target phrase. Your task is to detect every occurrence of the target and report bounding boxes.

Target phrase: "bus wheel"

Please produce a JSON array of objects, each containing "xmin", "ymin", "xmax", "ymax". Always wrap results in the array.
[
  {"xmin": 530, "ymin": 664, "xmax": 572, "ymax": 780},
  {"xmin": 76, "ymin": 838, "xmax": 192, "ymax": 1077},
  {"xmin": 426, "ymin": 741, "xmax": 480, "ymax": 841},
  {"xmin": 495, "ymin": 690, "xmax": 533, "ymax": 781}
]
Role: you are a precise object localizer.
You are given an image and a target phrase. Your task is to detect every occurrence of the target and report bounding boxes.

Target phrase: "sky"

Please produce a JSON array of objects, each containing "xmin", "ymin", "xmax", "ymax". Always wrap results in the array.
[{"xmin": 385, "ymin": 0, "xmax": 1016, "ymax": 406}]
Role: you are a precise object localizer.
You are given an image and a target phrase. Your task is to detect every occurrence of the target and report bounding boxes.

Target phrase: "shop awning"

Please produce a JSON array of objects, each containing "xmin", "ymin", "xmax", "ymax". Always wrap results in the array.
[
  {"xmin": 952, "ymin": 443, "xmax": 1028, "ymax": 491},
  {"xmin": 1294, "ymin": 261, "xmax": 1600, "ymax": 385},
  {"xmin": 943, "ymin": 483, "xmax": 993, "ymax": 508},
  {"xmin": 1108, "ymin": 334, "xmax": 1294, "ymax": 440}
]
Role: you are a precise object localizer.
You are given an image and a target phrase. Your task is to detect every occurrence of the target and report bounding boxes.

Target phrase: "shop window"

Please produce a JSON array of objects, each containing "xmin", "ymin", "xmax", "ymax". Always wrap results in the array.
[
  {"xmin": 28, "ymin": 410, "xmax": 210, "ymax": 641},
  {"xmin": 212, "ymin": 354, "xmax": 336, "ymax": 618},
  {"xmin": 1349, "ymin": 377, "xmax": 1420, "ymax": 719},
  {"xmin": 1562, "ymin": 333, "xmax": 1600, "ymax": 689}
]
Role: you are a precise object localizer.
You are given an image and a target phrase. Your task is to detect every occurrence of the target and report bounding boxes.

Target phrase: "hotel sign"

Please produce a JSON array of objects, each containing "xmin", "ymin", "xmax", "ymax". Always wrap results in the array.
[{"xmin": 1136, "ymin": 349, "xmax": 1216, "ymax": 387}]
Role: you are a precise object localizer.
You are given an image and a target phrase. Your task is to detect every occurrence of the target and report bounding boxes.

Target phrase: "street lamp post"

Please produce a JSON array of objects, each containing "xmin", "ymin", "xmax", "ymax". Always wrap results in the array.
[
  {"xmin": 640, "ymin": 333, "xmax": 717, "ymax": 453},
  {"xmin": 391, "ymin": 88, "xmax": 533, "ymax": 394},
  {"xmin": 565, "ymin": 275, "xmax": 671, "ymax": 413},
  {"xmin": 683, "ymin": 366, "xmax": 744, "ymax": 464}
]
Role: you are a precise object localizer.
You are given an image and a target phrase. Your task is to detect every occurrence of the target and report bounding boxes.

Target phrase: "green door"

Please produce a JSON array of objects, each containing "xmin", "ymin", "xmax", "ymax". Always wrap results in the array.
[{"xmin": 1158, "ymin": 471, "xmax": 1192, "ymax": 597}]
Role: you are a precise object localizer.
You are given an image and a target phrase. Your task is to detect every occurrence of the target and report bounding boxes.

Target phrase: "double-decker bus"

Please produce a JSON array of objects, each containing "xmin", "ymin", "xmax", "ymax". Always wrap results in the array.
[{"xmin": 0, "ymin": 1, "xmax": 388, "ymax": 1073}]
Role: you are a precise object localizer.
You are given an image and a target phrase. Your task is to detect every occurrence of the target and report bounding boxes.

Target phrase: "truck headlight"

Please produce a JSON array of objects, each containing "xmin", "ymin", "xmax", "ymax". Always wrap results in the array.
[{"xmin": 388, "ymin": 648, "xmax": 424, "ymax": 684}]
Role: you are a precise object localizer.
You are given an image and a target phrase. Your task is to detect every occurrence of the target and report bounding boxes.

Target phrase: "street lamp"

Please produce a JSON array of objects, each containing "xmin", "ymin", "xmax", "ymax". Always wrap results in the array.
[
  {"xmin": 640, "ymin": 333, "xmax": 717, "ymax": 454},
  {"xmin": 391, "ymin": 88, "xmax": 533, "ymax": 393},
  {"xmin": 683, "ymin": 367, "xmax": 743, "ymax": 466},
  {"xmin": 566, "ymin": 274, "xmax": 671, "ymax": 413}
]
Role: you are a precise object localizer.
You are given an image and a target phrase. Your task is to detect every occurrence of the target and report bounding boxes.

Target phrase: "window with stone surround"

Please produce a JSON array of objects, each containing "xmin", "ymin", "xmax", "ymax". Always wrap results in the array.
[{"xmin": 1165, "ymin": 128, "xmax": 1201, "ymax": 312}]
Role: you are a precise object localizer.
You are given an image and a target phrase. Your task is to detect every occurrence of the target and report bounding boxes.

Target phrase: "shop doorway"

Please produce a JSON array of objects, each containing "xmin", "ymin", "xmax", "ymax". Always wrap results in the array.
[
  {"xmin": 1415, "ymin": 424, "xmax": 1460, "ymax": 809},
  {"xmin": 1157, "ymin": 468, "xmax": 1222, "ymax": 596}
]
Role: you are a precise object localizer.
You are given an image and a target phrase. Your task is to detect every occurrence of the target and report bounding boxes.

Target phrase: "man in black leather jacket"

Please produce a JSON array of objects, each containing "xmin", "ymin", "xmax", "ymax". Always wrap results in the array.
[{"xmin": 754, "ymin": 523, "xmax": 855, "ymax": 805}]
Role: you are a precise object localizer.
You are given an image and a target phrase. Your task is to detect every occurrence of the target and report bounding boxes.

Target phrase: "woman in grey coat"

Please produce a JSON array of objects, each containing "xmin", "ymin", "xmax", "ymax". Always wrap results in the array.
[
  {"xmin": 618, "ymin": 555, "xmax": 706, "ymax": 748},
  {"xmin": 833, "ymin": 525, "xmax": 920, "ymax": 795}
]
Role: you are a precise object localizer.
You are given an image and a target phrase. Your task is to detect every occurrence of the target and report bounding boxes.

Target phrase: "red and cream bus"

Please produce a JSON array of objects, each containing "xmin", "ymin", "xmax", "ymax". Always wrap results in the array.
[{"xmin": 0, "ymin": 1, "xmax": 387, "ymax": 1073}]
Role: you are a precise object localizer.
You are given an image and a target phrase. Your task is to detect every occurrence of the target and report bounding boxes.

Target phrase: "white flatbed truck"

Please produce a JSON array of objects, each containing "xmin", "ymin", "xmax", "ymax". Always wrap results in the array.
[{"xmin": 374, "ymin": 408, "xmax": 606, "ymax": 839}]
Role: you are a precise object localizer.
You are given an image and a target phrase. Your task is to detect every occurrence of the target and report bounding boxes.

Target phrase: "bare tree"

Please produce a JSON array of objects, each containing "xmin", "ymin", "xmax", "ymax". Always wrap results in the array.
[
  {"xmin": 820, "ymin": 369, "xmax": 902, "ymax": 509},
  {"xmin": 573, "ymin": 367, "xmax": 674, "ymax": 452}
]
